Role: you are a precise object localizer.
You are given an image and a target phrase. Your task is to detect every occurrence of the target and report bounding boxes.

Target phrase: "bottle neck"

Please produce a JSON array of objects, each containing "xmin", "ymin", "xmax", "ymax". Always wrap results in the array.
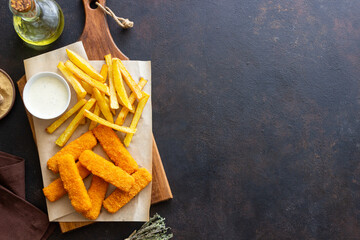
[{"xmin": 9, "ymin": 0, "xmax": 40, "ymax": 21}]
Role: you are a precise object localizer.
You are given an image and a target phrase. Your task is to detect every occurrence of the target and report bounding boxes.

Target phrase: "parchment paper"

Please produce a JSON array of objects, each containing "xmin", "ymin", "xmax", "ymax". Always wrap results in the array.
[{"xmin": 23, "ymin": 41, "xmax": 152, "ymax": 222}]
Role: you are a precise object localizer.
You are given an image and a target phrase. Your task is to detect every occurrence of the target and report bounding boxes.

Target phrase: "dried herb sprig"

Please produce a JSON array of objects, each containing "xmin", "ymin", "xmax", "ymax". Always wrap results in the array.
[{"xmin": 125, "ymin": 213, "xmax": 173, "ymax": 240}]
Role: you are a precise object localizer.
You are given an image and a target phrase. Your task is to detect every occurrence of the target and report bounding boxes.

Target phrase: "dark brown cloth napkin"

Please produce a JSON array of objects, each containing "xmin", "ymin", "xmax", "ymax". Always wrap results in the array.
[{"xmin": 0, "ymin": 151, "xmax": 55, "ymax": 240}]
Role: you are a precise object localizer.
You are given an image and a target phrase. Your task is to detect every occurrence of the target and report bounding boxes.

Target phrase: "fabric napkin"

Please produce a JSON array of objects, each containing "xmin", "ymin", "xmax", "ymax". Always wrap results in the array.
[{"xmin": 0, "ymin": 151, "xmax": 55, "ymax": 240}]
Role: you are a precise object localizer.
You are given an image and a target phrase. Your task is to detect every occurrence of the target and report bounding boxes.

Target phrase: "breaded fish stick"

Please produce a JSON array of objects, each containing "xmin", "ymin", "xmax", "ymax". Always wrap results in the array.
[
  {"xmin": 92, "ymin": 125, "xmax": 138, "ymax": 174},
  {"xmin": 58, "ymin": 154, "xmax": 91, "ymax": 213},
  {"xmin": 47, "ymin": 131, "xmax": 97, "ymax": 173},
  {"xmin": 43, "ymin": 162, "xmax": 91, "ymax": 202},
  {"xmin": 79, "ymin": 150, "xmax": 135, "ymax": 192},
  {"xmin": 82, "ymin": 176, "xmax": 109, "ymax": 220},
  {"xmin": 103, "ymin": 168, "xmax": 152, "ymax": 213}
]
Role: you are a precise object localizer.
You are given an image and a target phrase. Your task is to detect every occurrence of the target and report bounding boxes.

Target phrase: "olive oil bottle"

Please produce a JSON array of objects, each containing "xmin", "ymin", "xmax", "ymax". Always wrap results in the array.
[{"xmin": 9, "ymin": 0, "xmax": 64, "ymax": 46}]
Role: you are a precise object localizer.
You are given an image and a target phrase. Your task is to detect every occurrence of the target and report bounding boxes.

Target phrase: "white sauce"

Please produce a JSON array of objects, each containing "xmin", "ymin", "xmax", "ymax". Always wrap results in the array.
[{"xmin": 28, "ymin": 76, "xmax": 69, "ymax": 118}]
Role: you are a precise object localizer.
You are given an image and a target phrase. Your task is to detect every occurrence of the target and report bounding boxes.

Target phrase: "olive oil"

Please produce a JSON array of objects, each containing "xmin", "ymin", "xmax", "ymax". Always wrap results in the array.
[{"xmin": 9, "ymin": 0, "xmax": 64, "ymax": 46}]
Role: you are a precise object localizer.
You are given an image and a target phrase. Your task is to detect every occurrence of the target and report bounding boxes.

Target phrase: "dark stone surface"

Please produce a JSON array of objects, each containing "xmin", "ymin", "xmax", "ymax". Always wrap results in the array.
[{"xmin": 1, "ymin": 0, "xmax": 360, "ymax": 239}]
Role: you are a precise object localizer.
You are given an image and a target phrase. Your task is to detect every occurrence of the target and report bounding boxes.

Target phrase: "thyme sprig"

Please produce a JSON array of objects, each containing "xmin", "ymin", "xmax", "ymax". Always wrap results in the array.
[{"xmin": 125, "ymin": 213, "xmax": 173, "ymax": 240}]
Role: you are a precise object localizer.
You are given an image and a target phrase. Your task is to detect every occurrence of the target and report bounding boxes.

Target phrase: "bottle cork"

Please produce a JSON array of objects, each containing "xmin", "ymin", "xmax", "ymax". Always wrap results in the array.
[{"xmin": 10, "ymin": 0, "xmax": 32, "ymax": 12}]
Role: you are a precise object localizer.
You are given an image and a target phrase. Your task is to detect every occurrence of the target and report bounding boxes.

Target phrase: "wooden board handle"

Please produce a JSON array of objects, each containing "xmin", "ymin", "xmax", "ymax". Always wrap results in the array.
[{"xmin": 80, "ymin": 0, "xmax": 128, "ymax": 60}]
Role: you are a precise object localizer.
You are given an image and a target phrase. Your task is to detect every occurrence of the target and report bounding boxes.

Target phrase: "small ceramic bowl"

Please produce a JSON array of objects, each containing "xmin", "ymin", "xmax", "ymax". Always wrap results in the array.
[
  {"xmin": 0, "ymin": 69, "xmax": 16, "ymax": 120},
  {"xmin": 23, "ymin": 72, "xmax": 71, "ymax": 120}
]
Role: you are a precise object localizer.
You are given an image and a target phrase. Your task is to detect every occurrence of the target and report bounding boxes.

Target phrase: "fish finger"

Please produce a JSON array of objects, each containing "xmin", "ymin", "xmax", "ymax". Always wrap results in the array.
[
  {"xmin": 79, "ymin": 150, "xmax": 134, "ymax": 192},
  {"xmin": 58, "ymin": 154, "xmax": 91, "ymax": 213},
  {"xmin": 103, "ymin": 168, "xmax": 152, "ymax": 213},
  {"xmin": 47, "ymin": 131, "xmax": 97, "ymax": 173},
  {"xmin": 82, "ymin": 176, "xmax": 109, "ymax": 220},
  {"xmin": 43, "ymin": 162, "xmax": 91, "ymax": 202},
  {"xmin": 92, "ymin": 125, "xmax": 138, "ymax": 174}
]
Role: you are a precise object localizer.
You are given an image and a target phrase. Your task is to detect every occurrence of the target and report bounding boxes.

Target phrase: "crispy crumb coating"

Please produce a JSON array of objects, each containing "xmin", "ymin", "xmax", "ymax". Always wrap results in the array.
[
  {"xmin": 58, "ymin": 154, "xmax": 92, "ymax": 213},
  {"xmin": 79, "ymin": 150, "xmax": 135, "ymax": 192},
  {"xmin": 103, "ymin": 168, "xmax": 152, "ymax": 213},
  {"xmin": 92, "ymin": 125, "xmax": 138, "ymax": 174},
  {"xmin": 47, "ymin": 131, "xmax": 97, "ymax": 173},
  {"xmin": 43, "ymin": 162, "xmax": 91, "ymax": 202},
  {"xmin": 82, "ymin": 176, "xmax": 109, "ymax": 220}
]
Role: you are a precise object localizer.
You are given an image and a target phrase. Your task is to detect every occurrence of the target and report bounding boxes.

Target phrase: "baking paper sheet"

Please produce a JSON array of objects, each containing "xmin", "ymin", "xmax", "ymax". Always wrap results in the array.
[{"xmin": 23, "ymin": 41, "xmax": 152, "ymax": 222}]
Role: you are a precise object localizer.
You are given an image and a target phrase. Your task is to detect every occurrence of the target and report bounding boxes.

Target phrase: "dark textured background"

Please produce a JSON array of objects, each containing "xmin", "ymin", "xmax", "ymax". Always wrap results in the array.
[{"xmin": 1, "ymin": 0, "xmax": 360, "ymax": 239}]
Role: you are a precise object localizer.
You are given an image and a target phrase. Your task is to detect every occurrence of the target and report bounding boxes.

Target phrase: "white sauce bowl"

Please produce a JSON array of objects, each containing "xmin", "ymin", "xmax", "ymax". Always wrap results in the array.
[{"xmin": 23, "ymin": 72, "xmax": 71, "ymax": 119}]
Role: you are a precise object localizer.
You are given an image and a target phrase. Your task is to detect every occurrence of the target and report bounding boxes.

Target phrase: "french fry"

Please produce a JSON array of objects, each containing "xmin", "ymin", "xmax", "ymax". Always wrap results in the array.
[
  {"xmin": 113, "ymin": 58, "xmax": 133, "ymax": 111},
  {"xmin": 104, "ymin": 95, "xmax": 116, "ymax": 115},
  {"xmin": 123, "ymin": 92, "xmax": 150, "ymax": 147},
  {"xmin": 66, "ymin": 49, "xmax": 104, "ymax": 82},
  {"xmin": 105, "ymin": 54, "xmax": 119, "ymax": 110},
  {"xmin": 46, "ymin": 99, "xmax": 87, "ymax": 134},
  {"xmin": 116, "ymin": 59, "xmax": 143, "ymax": 100},
  {"xmin": 84, "ymin": 110, "xmax": 136, "ymax": 134},
  {"xmin": 89, "ymin": 104, "xmax": 100, "ymax": 130},
  {"xmin": 103, "ymin": 168, "xmax": 152, "ymax": 213},
  {"xmin": 57, "ymin": 62, "xmax": 87, "ymax": 100},
  {"xmin": 79, "ymin": 150, "xmax": 135, "ymax": 192},
  {"xmin": 79, "ymin": 78, "xmax": 93, "ymax": 95},
  {"xmin": 55, "ymin": 98, "xmax": 96, "ymax": 147},
  {"xmin": 100, "ymin": 64, "xmax": 108, "ymax": 83},
  {"xmin": 93, "ymin": 87, "xmax": 114, "ymax": 123},
  {"xmin": 115, "ymin": 78, "xmax": 147, "ymax": 125},
  {"xmin": 65, "ymin": 60, "xmax": 110, "ymax": 96}
]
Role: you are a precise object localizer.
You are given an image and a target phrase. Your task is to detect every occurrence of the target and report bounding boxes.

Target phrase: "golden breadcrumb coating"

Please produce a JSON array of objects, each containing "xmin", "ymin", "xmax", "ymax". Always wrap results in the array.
[
  {"xmin": 103, "ymin": 168, "xmax": 152, "ymax": 213},
  {"xmin": 79, "ymin": 150, "xmax": 135, "ymax": 192},
  {"xmin": 92, "ymin": 125, "xmax": 138, "ymax": 174},
  {"xmin": 58, "ymin": 154, "xmax": 91, "ymax": 213},
  {"xmin": 47, "ymin": 131, "xmax": 97, "ymax": 173},
  {"xmin": 43, "ymin": 162, "xmax": 91, "ymax": 202},
  {"xmin": 82, "ymin": 176, "xmax": 109, "ymax": 220}
]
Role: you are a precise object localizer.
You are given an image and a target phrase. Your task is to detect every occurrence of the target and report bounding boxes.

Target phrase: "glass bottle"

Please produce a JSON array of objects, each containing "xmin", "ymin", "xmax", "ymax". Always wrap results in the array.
[{"xmin": 9, "ymin": 0, "xmax": 64, "ymax": 46}]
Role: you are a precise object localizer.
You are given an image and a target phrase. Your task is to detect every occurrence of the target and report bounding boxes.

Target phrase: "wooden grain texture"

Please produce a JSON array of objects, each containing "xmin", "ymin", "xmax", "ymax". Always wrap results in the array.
[
  {"xmin": 151, "ymin": 136, "xmax": 173, "ymax": 204},
  {"xmin": 79, "ymin": 0, "xmax": 128, "ymax": 61},
  {"xmin": 78, "ymin": 0, "xmax": 172, "ymax": 206},
  {"xmin": 17, "ymin": 0, "xmax": 172, "ymax": 232}
]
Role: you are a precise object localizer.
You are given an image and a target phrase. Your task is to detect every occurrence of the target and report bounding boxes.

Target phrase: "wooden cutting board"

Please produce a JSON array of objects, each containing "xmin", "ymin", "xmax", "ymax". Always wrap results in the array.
[{"xmin": 17, "ymin": 0, "xmax": 172, "ymax": 233}]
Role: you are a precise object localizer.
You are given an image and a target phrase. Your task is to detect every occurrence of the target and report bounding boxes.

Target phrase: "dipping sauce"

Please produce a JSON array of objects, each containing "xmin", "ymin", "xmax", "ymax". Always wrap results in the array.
[
  {"xmin": 25, "ymin": 74, "xmax": 70, "ymax": 119},
  {"xmin": 0, "ymin": 70, "xmax": 15, "ymax": 120}
]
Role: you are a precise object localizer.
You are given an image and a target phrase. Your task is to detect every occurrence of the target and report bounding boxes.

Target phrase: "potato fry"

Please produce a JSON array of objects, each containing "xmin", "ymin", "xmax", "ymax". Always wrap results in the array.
[
  {"xmin": 115, "ymin": 78, "xmax": 147, "ymax": 125},
  {"xmin": 48, "ymin": 131, "xmax": 97, "ymax": 173},
  {"xmin": 105, "ymin": 54, "xmax": 119, "ymax": 109},
  {"xmin": 116, "ymin": 59, "xmax": 143, "ymax": 100},
  {"xmin": 84, "ymin": 110, "xmax": 136, "ymax": 134},
  {"xmin": 104, "ymin": 95, "xmax": 116, "ymax": 115},
  {"xmin": 89, "ymin": 104, "xmax": 100, "ymax": 130},
  {"xmin": 58, "ymin": 154, "xmax": 92, "ymax": 213},
  {"xmin": 93, "ymin": 87, "xmax": 113, "ymax": 123},
  {"xmin": 82, "ymin": 176, "xmax": 109, "ymax": 220},
  {"xmin": 113, "ymin": 59, "xmax": 133, "ymax": 111},
  {"xmin": 100, "ymin": 64, "xmax": 108, "ymax": 82},
  {"xmin": 79, "ymin": 78, "xmax": 93, "ymax": 95},
  {"xmin": 103, "ymin": 168, "xmax": 152, "ymax": 213},
  {"xmin": 79, "ymin": 150, "xmax": 135, "ymax": 192},
  {"xmin": 46, "ymin": 99, "xmax": 87, "ymax": 134},
  {"xmin": 43, "ymin": 162, "xmax": 91, "ymax": 202},
  {"xmin": 123, "ymin": 92, "xmax": 150, "ymax": 147},
  {"xmin": 57, "ymin": 62, "xmax": 87, "ymax": 100},
  {"xmin": 66, "ymin": 49, "xmax": 104, "ymax": 82},
  {"xmin": 55, "ymin": 98, "xmax": 96, "ymax": 147},
  {"xmin": 65, "ymin": 60, "xmax": 110, "ymax": 96}
]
